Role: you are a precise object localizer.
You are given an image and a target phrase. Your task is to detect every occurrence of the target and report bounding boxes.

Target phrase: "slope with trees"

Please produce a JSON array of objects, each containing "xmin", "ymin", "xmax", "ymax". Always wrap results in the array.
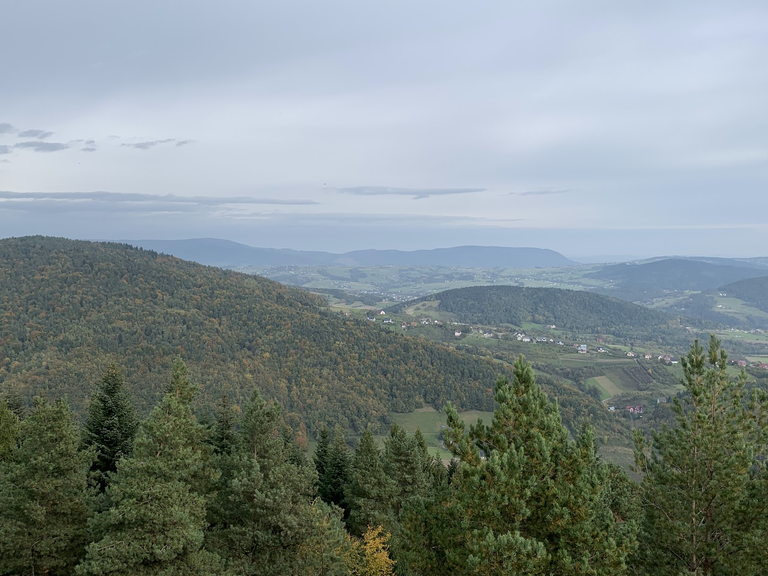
[
  {"xmin": 388, "ymin": 285, "xmax": 698, "ymax": 340},
  {"xmin": 0, "ymin": 236, "xmax": 505, "ymax": 433}
]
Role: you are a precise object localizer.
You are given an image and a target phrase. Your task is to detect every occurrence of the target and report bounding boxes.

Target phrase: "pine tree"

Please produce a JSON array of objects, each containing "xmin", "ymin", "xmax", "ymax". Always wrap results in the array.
[
  {"xmin": 634, "ymin": 336, "xmax": 768, "ymax": 575},
  {"xmin": 82, "ymin": 364, "xmax": 138, "ymax": 491},
  {"xmin": 346, "ymin": 429, "xmax": 395, "ymax": 536},
  {"xmin": 319, "ymin": 426, "xmax": 352, "ymax": 512},
  {"xmin": 0, "ymin": 397, "xmax": 95, "ymax": 576},
  {"xmin": 77, "ymin": 360, "xmax": 221, "ymax": 575},
  {"xmin": 433, "ymin": 356, "xmax": 636, "ymax": 575}
]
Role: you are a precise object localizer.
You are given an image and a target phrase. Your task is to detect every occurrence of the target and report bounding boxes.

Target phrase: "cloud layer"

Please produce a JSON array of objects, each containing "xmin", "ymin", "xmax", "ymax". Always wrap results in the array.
[{"xmin": 339, "ymin": 186, "xmax": 485, "ymax": 200}]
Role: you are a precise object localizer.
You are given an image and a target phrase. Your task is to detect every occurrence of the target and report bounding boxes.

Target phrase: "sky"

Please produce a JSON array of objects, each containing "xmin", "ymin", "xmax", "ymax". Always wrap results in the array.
[{"xmin": 1, "ymin": 0, "xmax": 766, "ymax": 258}]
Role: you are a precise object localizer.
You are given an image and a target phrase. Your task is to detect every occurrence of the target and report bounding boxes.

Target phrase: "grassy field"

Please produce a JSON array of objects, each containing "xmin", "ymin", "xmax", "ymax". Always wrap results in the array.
[{"xmin": 590, "ymin": 375, "xmax": 622, "ymax": 399}]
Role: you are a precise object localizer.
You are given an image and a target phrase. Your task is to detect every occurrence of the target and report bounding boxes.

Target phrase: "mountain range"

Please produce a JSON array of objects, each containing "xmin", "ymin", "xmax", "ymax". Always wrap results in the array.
[{"xmin": 126, "ymin": 239, "xmax": 576, "ymax": 268}]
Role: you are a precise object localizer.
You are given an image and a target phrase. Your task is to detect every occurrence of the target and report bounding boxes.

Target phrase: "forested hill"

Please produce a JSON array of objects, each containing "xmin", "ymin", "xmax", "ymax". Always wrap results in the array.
[
  {"xmin": 389, "ymin": 285, "xmax": 690, "ymax": 339},
  {"xmin": 588, "ymin": 258, "xmax": 766, "ymax": 300},
  {"xmin": 717, "ymin": 276, "xmax": 768, "ymax": 313},
  {"xmin": 0, "ymin": 237, "xmax": 505, "ymax": 432}
]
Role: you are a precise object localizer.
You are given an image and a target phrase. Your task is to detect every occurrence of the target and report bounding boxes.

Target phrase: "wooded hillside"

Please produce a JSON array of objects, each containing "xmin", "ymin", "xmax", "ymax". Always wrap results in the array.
[
  {"xmin": 0, "ymin": 237, "xmax": 505, "ymax": 432},
  {"xmin": 389, "ymin": 285, "xmax": 692, "ymax": 340}
]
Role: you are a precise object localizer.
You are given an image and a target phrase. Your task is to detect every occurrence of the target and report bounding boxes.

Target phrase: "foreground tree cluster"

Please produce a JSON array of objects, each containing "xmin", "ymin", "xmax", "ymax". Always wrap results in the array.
[{"xmin": 1, "ymin": 336, "xmax": 766, "ymax": 575}]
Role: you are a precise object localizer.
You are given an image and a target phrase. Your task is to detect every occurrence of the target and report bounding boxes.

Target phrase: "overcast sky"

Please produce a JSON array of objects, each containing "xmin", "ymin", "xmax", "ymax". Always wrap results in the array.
[{"xmin": 1, "ymin": 0, "xmax": 766, "ymax": 257}]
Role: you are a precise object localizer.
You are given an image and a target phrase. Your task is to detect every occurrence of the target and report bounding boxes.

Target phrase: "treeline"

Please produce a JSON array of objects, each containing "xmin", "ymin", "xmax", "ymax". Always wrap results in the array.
[
  {"xmin": 388, "ymin": 285, "xmax": 704, "ymax": 342},
  {"xmin": 0, "ymin": 237, "xmax": 504, "ymax": 433},
  {"xmin": 2, "ymin": 337, "xmax": 766, "ymax": 575}
]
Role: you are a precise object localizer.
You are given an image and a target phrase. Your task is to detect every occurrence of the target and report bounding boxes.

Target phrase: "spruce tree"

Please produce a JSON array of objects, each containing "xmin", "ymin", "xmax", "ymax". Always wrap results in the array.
[
  {"xmin": 431, "ymin": 356, "xmax": 636, "ymax": 575},
  {"xmin": 346, "ymin": 429, "xmax": 395, "ymax": 536},
  {"xmin": 319, "ymin": 426, "xmax": 352, "ymax": 512},
  {"xmin": 634, "ymin": 336, "xmax": 768, "ymax": 575},
  {"xmin": 0, "ymin": 399, "xmax": 20, "ymax": 462},
  {"xmin": 82, "ymin": 363, "xmax": 138, "ymax": 491},
  {"xmin": 382, "ymin": 423, "xmax": 432, "ymax": 515},
  {"xmin": 0, "ymin": 397, "xmax": 95, "ymax": 576},
  {"xmin": 314, "ymin": 426, "xmax": 331, "ymax": 483},
  {"xmin": 77, "ymin": 360, "xmax": 221, "ymax": 575},
  {"xmin": 208, "ymin": 389, "xmax": 330, "ymax": 576},
  {"xmin": 210, "ymin": 392, "xmax": 238, "ymax": 456}
]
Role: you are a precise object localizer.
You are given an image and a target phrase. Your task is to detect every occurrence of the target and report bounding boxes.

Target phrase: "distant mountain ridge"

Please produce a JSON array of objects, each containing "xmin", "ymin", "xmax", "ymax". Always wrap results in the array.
[{"xmin": 126, "ymin": 239, "xmax": 575, "ymax": 268}]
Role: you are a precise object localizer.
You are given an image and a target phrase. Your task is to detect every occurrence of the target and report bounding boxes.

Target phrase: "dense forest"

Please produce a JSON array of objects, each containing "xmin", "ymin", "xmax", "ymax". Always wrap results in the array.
[
  {"xmin": 0, "ymin": 237, "xmax": 506, "ymax": 433},
  {"xmin": 388, "ymin": 285, "xmax": 697, "ymax": 341},
  {"xmin": 1, "ymin": 338, "xmax": 766, "ymax": 575}
]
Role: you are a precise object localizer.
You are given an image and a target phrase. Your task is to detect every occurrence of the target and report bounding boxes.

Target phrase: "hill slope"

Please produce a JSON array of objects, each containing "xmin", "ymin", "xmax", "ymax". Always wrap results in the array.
[
  {"xmin": 389, "ymin": 285, "xmax": 694, "ymax": 340},
  {"xmin": 127, "ymin": 239, "xmax": 574, "ymax": 268},
  {"xmin": 588, "ymin": 258, "xmax": 767, "ymax": 302},
  {"xmin": 717, "ymin": 276, "xmax": 768, "ymax": 313},
  {"xmin": 0, "ymin": 237, "xmax": 506, "ymax": 432},
  {"xmin": 657, "ymin": 276, "xmax": 768, "ymax": 329}
]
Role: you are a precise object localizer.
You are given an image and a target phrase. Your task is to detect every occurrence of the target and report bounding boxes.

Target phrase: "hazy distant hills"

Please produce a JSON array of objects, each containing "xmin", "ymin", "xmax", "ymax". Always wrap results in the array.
[
  {"xmin": 0, "ymin": 236, "xmax": 505, "ymax": 432},
  {"xmin": 657, "ymin": 275, "xmax": 768, "ymax": 329},
  {"xmin": 127, "ymin": 238, "xmax": 575, "ymax": 268},
  {"xmin": 717, "ymin": 276, "xmax": 768, "ymax": 313},
  {"xmin": 588, "ymin": 258, "xmax": 768, "ymax": 301}
]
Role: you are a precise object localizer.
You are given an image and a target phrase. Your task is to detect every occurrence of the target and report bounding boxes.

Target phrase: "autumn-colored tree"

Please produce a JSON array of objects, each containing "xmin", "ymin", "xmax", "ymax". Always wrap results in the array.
[{"xmin": 346, "ymin": 525, "xmax": 396, "ymax": 576}]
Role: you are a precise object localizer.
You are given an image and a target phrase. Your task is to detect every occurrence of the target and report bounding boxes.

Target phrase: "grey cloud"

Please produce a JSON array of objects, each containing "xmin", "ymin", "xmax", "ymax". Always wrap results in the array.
[
  {"xmin": 121, "ymin": 139, "xmax": 177, "ymax": 150},
  {"xmin": 175, "ymin": 139, "xmax": 193, "ymax": 147},
  {"xmin": 14, "ymin": 141, "xmax": 69, "ymax": 153},
  {"xmin": 85, "ymin": 139, "xmax": 95, "ymax": 145},
  {"xmin": 338, "ymin": 186, "xmax": 485, "ymax": 200},
  {"xmin": 18, "ymin": 129, "xmax": 53, "ymax": 139},
  {"xmin": 0, "ymin": 191, "xmax": 319, "ymax": 215},
  {"xmin": 0, "ymin": 145, "xmax": 11, "ymax": 155},
  {"xmin": 0, "ymin": 123, "xmax": 15, "ymax": 134},
  {"xmin": 513, "ymin": 189, "xmax": 570, "ymax": 197},
  {"xmin": 81, "ymin": 147, "xmax": 97, "ymax": 152}
]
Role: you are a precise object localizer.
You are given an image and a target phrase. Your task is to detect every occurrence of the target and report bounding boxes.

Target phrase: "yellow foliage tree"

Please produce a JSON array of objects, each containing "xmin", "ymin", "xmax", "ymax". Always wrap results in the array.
[{"xmin": 345, "ymin": 525, "xmax": 396, "ymax": 576}]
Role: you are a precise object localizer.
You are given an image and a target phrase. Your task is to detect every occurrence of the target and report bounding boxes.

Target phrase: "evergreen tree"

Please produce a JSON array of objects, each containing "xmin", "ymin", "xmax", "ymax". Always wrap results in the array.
[
  {"xmin": 319, "ymin": 426, "xmax": 352, "ymax": 512},
  {"xmin": 0, "ymin": 397, "xmax": 95, "ymax": 576},
  {"xmin": 383, "ymin": 423, "xmax": 432, "ymax": 515},
  {"xmin": 0, "ymin": 399, "xmax": 20, "ymax": 462},
  {"xmin": 346, "ymin": 429, "xmax": 395, "ymax": 536},
  {"xmin": 634, "ymin": 336, "xmax": 768, "ymax": 575},
  {"xmin": 211, "ymin": 392, "xmax": 238, "ymax": 456},
  {"xmin": 431, "ymin": 357, "xmax": 636, "ymax": 575},
  {"xmin": 208, "ymin": 389, "xmax": 331, "ymax": 576},
  {"xmin": 77, "ymin": 360, "xmax": 221, "ymax": 575},
  {"xmin": 82, "ymin": 364, "xmax": 138, "ymax": 491},
  {"xmin": 314, "ymin": 426, "xmax": 331, "ymax": 483}
]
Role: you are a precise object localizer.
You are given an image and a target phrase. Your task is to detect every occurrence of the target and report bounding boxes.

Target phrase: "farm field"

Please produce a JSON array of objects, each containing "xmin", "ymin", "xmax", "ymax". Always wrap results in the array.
[{"xmin": 590, "ymin": 376, "xmax": 621, "ymax": 399}]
